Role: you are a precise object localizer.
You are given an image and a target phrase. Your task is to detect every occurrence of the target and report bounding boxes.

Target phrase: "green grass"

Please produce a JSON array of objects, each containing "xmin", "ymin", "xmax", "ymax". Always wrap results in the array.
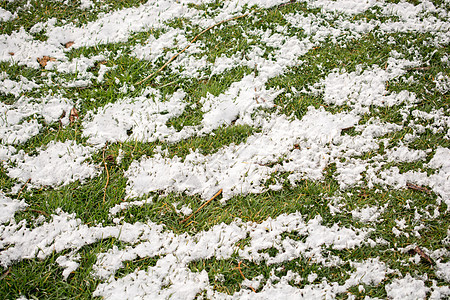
[{"xmin": 0, "ymin": 0, "xmax": 449, "ymax": 299}]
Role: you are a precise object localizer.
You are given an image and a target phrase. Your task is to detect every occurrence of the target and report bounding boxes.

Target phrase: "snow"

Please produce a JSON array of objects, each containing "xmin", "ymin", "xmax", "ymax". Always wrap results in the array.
[
  {"xmin": 347, "ymin": 258, "xmax": 387, "ymax": 286},
  {"xmin": 108, "ymin": 198, "xmax": 153, "ymax": 217},
  {"xmin": 0, "ymin": 192, "xmax": 28, "ymax": 224},
  {"xmin": 0, "ymin": 72, "xmax": 40, "ymax": 97},
  {"xmin": 82, "ymin": 89, "xmax": 187, "ymax": 145},
  {"xmin": 125, "ymin": 108, "xmax": 359, "ymax": 201},
  {"xmin": 317, "ymin": 61, "xmax": 419, "ymax": 110},
  {"xmin": 385, "ymin": 274, "xmax": 429, "ymax": 300},
  {"xmin": 435, "ymin": 261, "xmax": 450, "ymax": 282},
  {"xmin": 0, "ymin": 95, "xmax": 73, "ymax": 144},
  {"xmin": 307, "ymin": 0, "xmax": 378, "ymax": 15},
  {"xmin": 0, "ymin": 0, "xmax": 449, "ymax": 298},
  {"xmin": 351, "ymin": 205, "xmax": 384, "ymax": 223},
  {"xmin": 132, "ymin": 28, "xmax": 190, "ymax": 62},
  {"xmin": 7, "ymin": 140, "xmax": 99, "ymax": 187},
  {"xmin": 56, "ymin": 252, "xmax": 80, "ymax": 280},
  {"xmin": 0, "ymin": 7, "xmax": 14, "ymax": 22}
]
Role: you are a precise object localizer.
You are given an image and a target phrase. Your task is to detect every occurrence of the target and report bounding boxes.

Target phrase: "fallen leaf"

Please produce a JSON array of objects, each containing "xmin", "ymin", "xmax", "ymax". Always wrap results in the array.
[
  {"xmin": 65, "ymin": 41, "xmax": 75, "ymax": 48},
  {"xmin": 37, "ymin": 56, "xmax": 56, "ymax": 67},
  {"xmin": 58, "ymin": 110, "xmax": 66, "ymax": 128},
  {"xmin": 69, "ymin": 107, "xmax": 79, "ymax": 123},
  {"xmin": 414, "ymin": 246, "xmax": 435, "ymax": 265}
]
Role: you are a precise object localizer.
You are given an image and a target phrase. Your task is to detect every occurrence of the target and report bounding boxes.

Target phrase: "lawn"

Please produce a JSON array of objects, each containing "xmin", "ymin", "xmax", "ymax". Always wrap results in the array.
[{"xmin": 0, "ymin": 0, "xmax": 449, "ymax": 299}]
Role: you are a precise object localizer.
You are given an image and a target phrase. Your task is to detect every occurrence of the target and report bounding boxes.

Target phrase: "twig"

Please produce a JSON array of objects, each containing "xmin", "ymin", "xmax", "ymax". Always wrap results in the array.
[
  {"xmin": 102, "ymin": 143, "xmax": 110, "ymax": 203},
  {"xmin": 1, "ymin": 267, "xmax": 11, "ymax": 280},
  {"xmin": 17, "ymin": 178, "xmax": 31, "ymax": 199},
  {"xmin": 341, "ymin": 126, "xmax": 354, "ymax": 132},
  {"xmin": 180, "ymin": 189, "xmax": 222, "ymax": 224},
  {"xmin": 406, "ymin": 66, "xmax": 431, "ymax": 71},
  {"xmin": 25, "ymin": 208, "xmax": 49, "ymax": 217},
  {"xmin": 136, "ymin": 12, "xmax": 250, "ymax": 85},
  {"xmin": 158, "ymin": 79, "xmax": 181, "ymax": 88},
  {"xmin": 406, "ymin": 182, "xmax": 430, "ymax": 194},
  {"xmin": 277, "ymin": 0, "xmax": 297, "ymax": 8},
  {"xmin": 237, "ymin": 261, "xmax": 256, "ymax": 293}
]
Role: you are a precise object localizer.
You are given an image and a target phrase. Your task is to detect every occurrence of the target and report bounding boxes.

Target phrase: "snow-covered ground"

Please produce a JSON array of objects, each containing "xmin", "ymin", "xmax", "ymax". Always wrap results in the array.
[{"xmin": 0, "ymin": 0, "xmax": 449, "ymax": 299}]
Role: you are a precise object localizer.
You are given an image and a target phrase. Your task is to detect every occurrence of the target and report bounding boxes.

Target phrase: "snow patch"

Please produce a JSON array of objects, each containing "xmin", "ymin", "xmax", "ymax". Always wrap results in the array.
[{"xmin": 7, "ymin": 140, "xmax": 98, "ymax": 187}]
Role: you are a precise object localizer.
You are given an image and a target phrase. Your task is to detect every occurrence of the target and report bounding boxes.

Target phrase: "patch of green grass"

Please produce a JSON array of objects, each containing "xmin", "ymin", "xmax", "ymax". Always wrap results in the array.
[
  {"xmin": 0, "ymin": 0, "xmax": 149, "ymax": 35},
  {"xmin": 0, "ymin": 164, "xmax": 16, "ymax": 191},
  {"xmin": 0, "ymin": 238, "xmax": 117, "ymax": 300},
  {"xmin": 188, "ymin": 256, "xmax": 355, "ymax": 296},
  {"xmin": 114, "ymin": 256, "xmax": 160, "ymax": 279},
  {"xmin": 14, "ymin": 166, "xmax": 126, "ymax": 226}
]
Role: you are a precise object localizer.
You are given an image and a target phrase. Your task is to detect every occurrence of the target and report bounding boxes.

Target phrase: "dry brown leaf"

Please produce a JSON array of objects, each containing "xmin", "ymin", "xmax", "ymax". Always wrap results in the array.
[
  {"xmin": 58, "ymin": 110, "xmax": 66, "ymax": 128},
  {"xmin": 69, "ymin": 107, "xmax": 79, "ymax": 123},
  {"xmin": 414, "ymin": 246, "xmax": 435, "ymax": 265},
  {"xmin": 37, "ymin": 56, "xmax": 57, "ymax": 67},
  {"xmin": 65, "ymin": 41, "xmax": 75, "ymax": 48}
]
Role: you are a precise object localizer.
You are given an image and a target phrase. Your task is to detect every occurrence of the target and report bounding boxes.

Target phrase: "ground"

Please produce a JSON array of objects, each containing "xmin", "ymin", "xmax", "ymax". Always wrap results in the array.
[{"xmin": 0, "ymin": 0, "xmax": 449, "ymax": 299}]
